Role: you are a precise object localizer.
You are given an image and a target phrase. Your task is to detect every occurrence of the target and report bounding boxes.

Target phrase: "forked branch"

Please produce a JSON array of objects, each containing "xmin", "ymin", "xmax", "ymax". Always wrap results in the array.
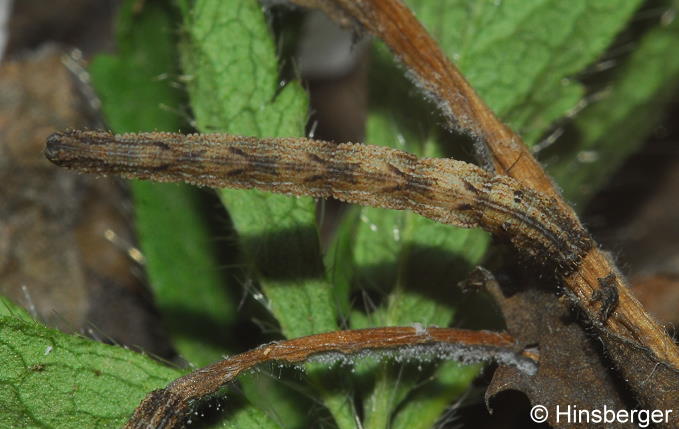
[{"xmin": 283, "ymin": 0, "xmax": 679, "ymax": 418}]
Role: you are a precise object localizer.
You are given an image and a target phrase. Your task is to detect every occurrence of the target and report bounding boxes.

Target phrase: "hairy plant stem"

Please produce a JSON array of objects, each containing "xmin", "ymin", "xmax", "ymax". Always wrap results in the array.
[
  {"xmin": 285, "ymin": 0, "xmax": 679, "ymax": 420},
  {"xmin": 121, "ymin": 326, "xmax": 534, "ymax": 429}
]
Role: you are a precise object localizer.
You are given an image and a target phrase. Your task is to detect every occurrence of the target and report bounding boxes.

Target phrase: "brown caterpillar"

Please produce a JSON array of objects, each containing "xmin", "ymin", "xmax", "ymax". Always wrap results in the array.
[{"xmin": 45, "ymin": 130, "xmax": 593, "ymax": 273}]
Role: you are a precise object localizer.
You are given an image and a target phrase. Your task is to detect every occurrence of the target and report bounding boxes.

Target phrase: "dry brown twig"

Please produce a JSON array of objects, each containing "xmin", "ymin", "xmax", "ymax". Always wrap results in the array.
[
  {"xmin": 44, "ymin": 0, "xmax": 679, "ymax": 427},
  {"xmin": 121, "ymin": 327, "xmax": 537, "ymax": 428}
]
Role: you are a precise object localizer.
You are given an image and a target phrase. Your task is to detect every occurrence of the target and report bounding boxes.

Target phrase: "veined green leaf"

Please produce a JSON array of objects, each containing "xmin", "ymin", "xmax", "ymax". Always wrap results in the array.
[
  {"xmin": 177, "ymin": 1, "xmax": 356, "ymax": 427},
  {"xmin": 0, "ymin": 296, "xmax": 34, "ymax": 323},
  {"xmin": 550, "ymin": 4, "xmax": 679, "ymax": 206},
  {"xmin": 89, "ymin": 1, "xmax": 273, "ymax": 427},
  {"xmin": 355, "ymin": 47, "xmax": 489, "ymax": 429},
  {"xmin": 89, "ymin": 0, "xmax": 238, "ymax": 368},
  {"xmin": 178, "ymin": 0, "xmax": 330, "ymax": 348},
  {"xmin": 0, "ymin": 300, "xmax": 180, "ymax": 428},
  {"xmin": 409, "ymin": 0, "xmax": 643, "ymax": 144},
  {"xmin": 354, "ymin": 0, "xmax": 647, "ymax": 427}
]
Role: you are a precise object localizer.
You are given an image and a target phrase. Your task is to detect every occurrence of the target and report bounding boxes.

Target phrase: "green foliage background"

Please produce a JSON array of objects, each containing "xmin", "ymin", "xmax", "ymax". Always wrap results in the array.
[{"xmin": 2, "ymin": 0, "xmax": 679, "ymax": 427}]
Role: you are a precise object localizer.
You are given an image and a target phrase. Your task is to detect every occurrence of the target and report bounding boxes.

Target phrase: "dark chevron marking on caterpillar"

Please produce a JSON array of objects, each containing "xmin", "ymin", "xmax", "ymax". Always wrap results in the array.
[
  {"xmin": 592, "ymin": 273, "xmax": 620, "ymax": 322},
  {"xmin": 45, "ymin": 130, "xmax": 593, "ymax": 273}
]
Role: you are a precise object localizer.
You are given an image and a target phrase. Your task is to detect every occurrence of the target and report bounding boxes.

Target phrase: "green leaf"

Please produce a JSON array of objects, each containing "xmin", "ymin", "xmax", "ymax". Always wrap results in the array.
[
  {"xmin": 355, "ymin": 47, "xmax": 489, "ymax": 429},
  {"xmin": 0, "ymin": 301, "xmax": 180, "ymax": 428},
  {"xmin": 409, "ymin": 0, "xmax": 643, "ymax": 144},
  {"xmin": 215, "ymin": 399, "xmax": 282, "ymax": 429},
  {"xmin": 178, "ymin": 0, "xmax": 330, "ymax": 344},
  {"xmin": 353, "ymin": 0, "xmax": 647, "ymax": 425},
  {"xmin": 0, "ymin": 296, "xmax": 34, "ymax": 324},
  {"xmin": 550, "ymin": 5, "xmax": 679, "ymax": 206},
  {"xmin": 132, "ymin": 183, "xmax": 237, "ymax": 365},
  {"xmin": 89, "ymin": 1, "xmax": 184, "ymax": 133},
  {"xmin": 323, "ymin": 207, "xmax": 361, "ymax": 322},
  {"xmin": 391, "ymin": 361, "xmax": 478, "ymax": 429},
  {"xmin": 89, "ymin": 0, "xmax": 238, "ymax": 368},
  {"xmin": 177, "ymin": 1, "xmax": 356, "ymax": 427}
]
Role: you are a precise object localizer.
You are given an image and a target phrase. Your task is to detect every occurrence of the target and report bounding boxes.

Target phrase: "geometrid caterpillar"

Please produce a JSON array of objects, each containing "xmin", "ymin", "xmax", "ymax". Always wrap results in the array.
[{"xmin": 46, "ymin": 129, "xmax": 593, "ymax": 276}]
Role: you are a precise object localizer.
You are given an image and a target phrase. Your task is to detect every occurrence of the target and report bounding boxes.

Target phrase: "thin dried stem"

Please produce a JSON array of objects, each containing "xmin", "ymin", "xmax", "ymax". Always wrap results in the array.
[{"xmin": 123, "ymin": 326, "xmax": 535, "ymax": 428}]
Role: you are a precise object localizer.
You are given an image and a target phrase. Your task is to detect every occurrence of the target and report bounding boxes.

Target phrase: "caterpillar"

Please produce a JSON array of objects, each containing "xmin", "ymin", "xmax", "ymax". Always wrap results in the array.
[{"xmin": 45, "ymin": 129, "xmax": 593, "ymax": 274}]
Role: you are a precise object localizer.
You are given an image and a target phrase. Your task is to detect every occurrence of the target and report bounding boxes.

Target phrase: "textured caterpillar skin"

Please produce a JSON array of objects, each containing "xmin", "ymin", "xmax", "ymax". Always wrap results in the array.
[{"xmin": 45, "ymin": 130, "xmax": 593, "ymax": 273}]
